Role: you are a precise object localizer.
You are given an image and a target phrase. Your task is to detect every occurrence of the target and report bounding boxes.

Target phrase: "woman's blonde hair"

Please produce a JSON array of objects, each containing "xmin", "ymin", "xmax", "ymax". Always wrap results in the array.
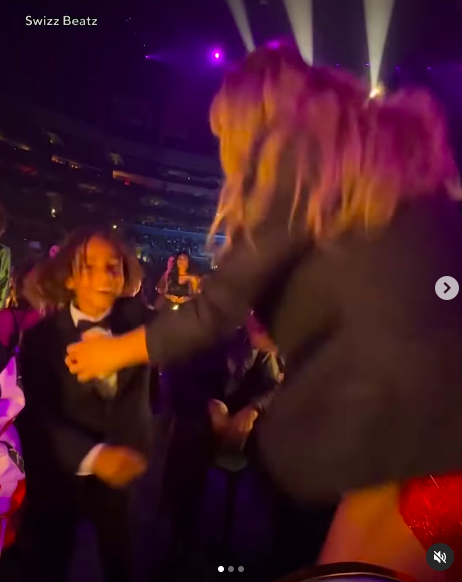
[{"xmin": 208, "ymin": 43, "xmax": 456, "ymax": 243}]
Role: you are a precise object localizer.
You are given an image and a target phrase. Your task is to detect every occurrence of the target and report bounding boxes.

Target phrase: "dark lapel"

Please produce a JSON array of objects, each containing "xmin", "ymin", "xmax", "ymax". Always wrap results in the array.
[
  {"xmin": 55, "ymin": 307, "xmax": 82, "ymax": 357},
  {"xmin": 54, "ymin": 307, "xmax": 101, "ymax": 399}
]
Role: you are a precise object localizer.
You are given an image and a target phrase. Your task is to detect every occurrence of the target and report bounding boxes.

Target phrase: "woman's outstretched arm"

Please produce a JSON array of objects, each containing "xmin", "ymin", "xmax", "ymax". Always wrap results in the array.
[
  {"xmin": 66, "ymin": 221, "xmax": 308, "ymax": 380},
  {"xmin": 144, "ymin": 223, "xmax": 307, "ymax": 366}
]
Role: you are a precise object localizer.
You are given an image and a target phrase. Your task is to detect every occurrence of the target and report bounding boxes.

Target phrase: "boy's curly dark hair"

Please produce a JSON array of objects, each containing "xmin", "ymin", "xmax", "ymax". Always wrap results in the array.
[{"xmin": 33, "ymin": 226, "xmax": 143, "ymax": 307}]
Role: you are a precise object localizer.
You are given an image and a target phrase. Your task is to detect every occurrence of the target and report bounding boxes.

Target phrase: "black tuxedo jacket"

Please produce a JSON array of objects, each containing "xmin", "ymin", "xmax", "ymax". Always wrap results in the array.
[
  {"xmin": 144, "ymin": 194, "xmax": 462, "ymax": 499},
  {"xmin": 17, "ymin": 297, "xmax": 155, "ymax": 478}
]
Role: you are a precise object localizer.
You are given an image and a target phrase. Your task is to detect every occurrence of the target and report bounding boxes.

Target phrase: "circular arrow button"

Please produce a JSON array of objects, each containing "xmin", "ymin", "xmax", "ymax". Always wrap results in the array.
[{"xmin": 435, "ymin": 276, "xmax": 459, "ymax": 300}]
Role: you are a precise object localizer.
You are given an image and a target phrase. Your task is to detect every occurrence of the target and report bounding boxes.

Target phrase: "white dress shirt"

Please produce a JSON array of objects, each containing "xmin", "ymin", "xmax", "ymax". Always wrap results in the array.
[{"xmin": 69, "ymin": 303, "xmax": 115, "ymax": 477}]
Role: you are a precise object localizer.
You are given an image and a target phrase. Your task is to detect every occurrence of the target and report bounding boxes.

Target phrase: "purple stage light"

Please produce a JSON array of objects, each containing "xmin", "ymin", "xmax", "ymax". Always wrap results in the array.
[{"xmin": 210, "ymin": 49, "xmax": 224, "ymax": 65}]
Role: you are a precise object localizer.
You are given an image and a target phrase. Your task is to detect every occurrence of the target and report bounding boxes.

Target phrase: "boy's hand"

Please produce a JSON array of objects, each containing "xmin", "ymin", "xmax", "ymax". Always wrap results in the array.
[
  {"xmin": 220, "ymin": 406, "xmax": 259, "ymax": 451},
  {"xmin": 92, "ymin": 445, "xmax": 147, "ymax": 488},
  {"xmin": 208, "ymin": 399, "xmax": 230, "ymax": 435},
  {"xmin": 229, "ymin": 405, "xmax": 259, "ymax": 438}
]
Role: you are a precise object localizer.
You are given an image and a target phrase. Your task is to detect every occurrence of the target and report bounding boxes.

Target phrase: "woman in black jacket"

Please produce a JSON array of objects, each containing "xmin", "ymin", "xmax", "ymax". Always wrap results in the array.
[{"xmin": 65, "ymin": 44, "xmax": 462, "ymax": 505}]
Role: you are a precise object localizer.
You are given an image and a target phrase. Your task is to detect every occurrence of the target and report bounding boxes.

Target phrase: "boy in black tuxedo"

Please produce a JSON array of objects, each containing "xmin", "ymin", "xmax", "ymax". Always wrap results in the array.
[{"xmin": 16, "ymin": 227, "xmax": 154, "ymax": 582}]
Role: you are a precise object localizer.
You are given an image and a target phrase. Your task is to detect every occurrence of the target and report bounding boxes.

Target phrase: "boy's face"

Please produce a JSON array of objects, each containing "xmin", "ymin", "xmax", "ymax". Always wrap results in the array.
[{"xmin": 66, "ymin": 236, "xmax": 124, "ymax": 317}]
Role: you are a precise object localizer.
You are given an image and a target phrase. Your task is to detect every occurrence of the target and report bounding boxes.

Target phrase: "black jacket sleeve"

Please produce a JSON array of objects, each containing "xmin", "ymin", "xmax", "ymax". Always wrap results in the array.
[
  {"xmin": 19, "ymin": 325, "xmax": 99, "ymax": 474},
  {"xmin": 145, "ymin": 222, "xmax": 308, "ymax": 367}
]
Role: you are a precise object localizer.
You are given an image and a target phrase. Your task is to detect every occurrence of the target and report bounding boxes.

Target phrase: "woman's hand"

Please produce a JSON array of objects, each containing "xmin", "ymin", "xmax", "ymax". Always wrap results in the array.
[
  {"xmin": 66, "ymin": 335, "xmax": 124, "ymax": 381},
  {"xmin": 66, "ymin": 327, "xmax": 149, "ymax": 381}
]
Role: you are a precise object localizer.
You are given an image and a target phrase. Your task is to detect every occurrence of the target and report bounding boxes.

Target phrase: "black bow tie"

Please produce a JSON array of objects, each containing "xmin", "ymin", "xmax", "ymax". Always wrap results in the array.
[{"xmin": 76, "ymin": 317, "xmax": 111, "ymax": 334}]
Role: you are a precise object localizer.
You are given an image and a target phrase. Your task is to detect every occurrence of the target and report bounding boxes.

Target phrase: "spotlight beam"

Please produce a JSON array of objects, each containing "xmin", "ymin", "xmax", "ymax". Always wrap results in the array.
[
  {"xmin": 225, "ymin": 0, "xmax": 255, "ymax": 52},
  {"xmin": 363, "ymin": 0, "xmax": 396, "ymax": 89},
  {"xmin": 283, "ymin": 0, "xmax": 313, "ymax": 64}
]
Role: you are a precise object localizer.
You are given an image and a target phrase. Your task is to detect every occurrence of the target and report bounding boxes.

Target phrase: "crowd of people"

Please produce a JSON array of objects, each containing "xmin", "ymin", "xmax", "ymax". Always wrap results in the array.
[
  {"xmin": 133, "ymin": 232, "xmax": 206, "ymax": 261},
  {"xmin": 1, "ymin": 42, "xmax": 462, "ymax": 582}
]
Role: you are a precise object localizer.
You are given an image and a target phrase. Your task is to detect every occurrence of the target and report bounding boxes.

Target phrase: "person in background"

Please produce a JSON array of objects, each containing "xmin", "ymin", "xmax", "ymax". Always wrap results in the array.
[
  {"xmin": 209, "ymin": 313, "xmax": 283, "ymax": 444},
  {"xmin": 0, "ymin": 201, "xmax": 11, "ymax": 309},
  {"xmin": 0, "ymin": 261, "xmax": 45, "ymax": 576},
  {"xmin": 156, "ymin": 256, "xmax": 175, "ymax": 294},
  {"xmin": 159, "ymin": 313, "xmax": 282, "ymax": 578},
  {"xmin": 0, "ymin": 261, "xmax": 45, "ymax": 372},
  {"xmin": 163, "ymin": 252, "xmax": 199, "ymax": 309},
  {"xmin": 123, "ymin": 262, "xmax": 154, "ymax": 327},
  {"xmin": 208, "ymin": 316, "xmax": 333, "ymax": 580},
  {"xmin": 154, "ymin": 256, "xmax": 175, "ymax": 310},
  {"xmin": 49, "ymin": 245, "xmax": 60, "ymax": 258},
  {"xmin": 26, "ymin": 241, "xmax": 42, "ymax": 261},
  {"xmin": 16, "ymin": 227, "xmax": 154, "ymax": 582}
]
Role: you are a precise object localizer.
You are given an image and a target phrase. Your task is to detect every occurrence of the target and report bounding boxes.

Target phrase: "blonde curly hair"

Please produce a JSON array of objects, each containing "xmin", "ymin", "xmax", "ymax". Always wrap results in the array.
[{"xmin": 208, "ymin": 44, "xmax": 456, "ymax": 244}]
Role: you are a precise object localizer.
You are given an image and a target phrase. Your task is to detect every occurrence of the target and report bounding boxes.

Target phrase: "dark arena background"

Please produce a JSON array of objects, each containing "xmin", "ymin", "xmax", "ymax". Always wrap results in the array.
[{"xmin": 1, "ymin": 1, "xmax": 462, "ymax": 582}]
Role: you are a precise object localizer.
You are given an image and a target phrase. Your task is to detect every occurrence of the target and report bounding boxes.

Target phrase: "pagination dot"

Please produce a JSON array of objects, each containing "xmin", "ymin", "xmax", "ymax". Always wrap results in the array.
[
  {"xmin": 218, "ymin": 566, "xmax": 224, "ymax": 572},
  {"xmin": 228, "ymin": 566, "xmax": 234, "ymax": 572},
  {"xmin": 238, "ymin": 566, "xmax": 245, "ymax": 572}
]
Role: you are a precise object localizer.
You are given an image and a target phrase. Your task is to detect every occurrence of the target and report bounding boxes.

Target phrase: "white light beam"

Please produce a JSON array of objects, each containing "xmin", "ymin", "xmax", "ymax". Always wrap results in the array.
[
  {"xmin": 283, "ymin": 0, "xmax": 313, "ymax": 64},
  {"xmin": 363, "ymin": 0, "xmax": 396, "ymax": 89},
  {"xmin": 225, "ymin": 0, "xmax": 255, "ymax": 53}
]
